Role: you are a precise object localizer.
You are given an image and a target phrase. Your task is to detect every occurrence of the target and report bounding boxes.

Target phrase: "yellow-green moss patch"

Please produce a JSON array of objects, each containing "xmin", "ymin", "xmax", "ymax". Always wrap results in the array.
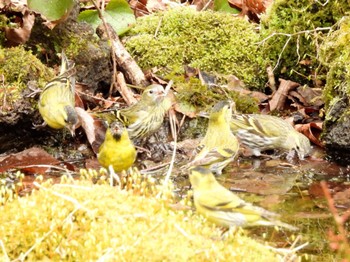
[{"xmin": 0, "ymin": 170, "xmax": 280, "ymax": 261}]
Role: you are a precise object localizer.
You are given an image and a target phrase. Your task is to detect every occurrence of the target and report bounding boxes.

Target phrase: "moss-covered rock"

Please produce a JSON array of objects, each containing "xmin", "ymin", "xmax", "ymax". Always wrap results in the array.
[
  {"xmin": 27, "ymin": 4, "xmax": 112, "ymax": 93},
  {"xmin": 0, "ymin": 46, "xmax": 53, "ymax": 124},
  {"xmin": 318, "ymin": 17, "xmax": 350, "ymax": 163},
  {"xmin": 124, "ymin": 7, "xmax": 267, "ymax": 90},
  {"xmin": 260, "ymin": 0, "xmax": 349, "ymax": 86}
]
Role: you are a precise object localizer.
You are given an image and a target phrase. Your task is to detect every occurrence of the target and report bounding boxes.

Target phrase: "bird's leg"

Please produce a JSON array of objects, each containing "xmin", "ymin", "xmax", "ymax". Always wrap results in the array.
[
  {"xmin": 32, "ymin": 121, "xmax": 47, "ymax": 129},
  {"xmin": 25, "ymin": 81, "xmax": 42, "ymax": 98},
  {"xmin": 220, "ymin": 226, "xmax": 239, "ymax": 240},
  {"xmin": 108, "ymin": 165, "xmax": 121, "ymax": 189}
]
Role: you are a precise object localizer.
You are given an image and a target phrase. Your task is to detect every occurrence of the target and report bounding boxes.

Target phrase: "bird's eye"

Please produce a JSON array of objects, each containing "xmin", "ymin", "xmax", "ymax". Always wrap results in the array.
[{"xmin": 149, "ymin": 90, "xmax": 154, "ymax": 94}]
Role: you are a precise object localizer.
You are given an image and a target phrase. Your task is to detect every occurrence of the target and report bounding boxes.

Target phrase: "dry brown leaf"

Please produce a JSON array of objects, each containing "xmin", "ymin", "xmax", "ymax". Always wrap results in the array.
[
  {"xmin": 228, "ymin": 0, "xmax": 273, "ymax": 22},
  {"xmin": 309, "ymin": 181, "xmax": 350, "ymax": 208},
  {"xmin": 295, "ymin": 122, "xmax": 324, "ymax": 148},
  {"xmin": 146, "ymin": 0, "xmax": 166, "ymax": 12},
  {"xmin": 227, "ymin": 75, "xmax": 268, "ymax": 102},
  {"xmin": 129, "ymin": 0, "xmax": 149, "ymax": 17},
  {"xmin": 0, "ymin": 147, "xmax": 60, "ymax": 174},
  {"xmin": 296, "ymin": 86, "xmax": 324, "ymax": 107},
  {"xmin": 4, "ymin": 10, "xmax": 35, "ymax": 45},
  {"xmin": 75, "ymin": 107, "xmax": 107, "ymax": 154},
  {"xmin": 224, "ymin": 171, "xmax": 298, "ymax": 195},
  {"xmin": 269, "ymin": 79, "xmax": 300, "ymax": 111},
  {"xmin": 85, "ymin": 158, "xmax": 101, "ymax": 170}
]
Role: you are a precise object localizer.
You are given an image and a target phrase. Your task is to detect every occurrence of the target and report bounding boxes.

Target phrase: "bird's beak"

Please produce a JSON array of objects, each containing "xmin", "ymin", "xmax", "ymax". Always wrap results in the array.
[
  {"xmin": 157, "ymin": 90, "xmax": 166, "ymax": 96},
  {"xmin": 67, "ymin": 125, "xmax": 76, "ymax": 137}
]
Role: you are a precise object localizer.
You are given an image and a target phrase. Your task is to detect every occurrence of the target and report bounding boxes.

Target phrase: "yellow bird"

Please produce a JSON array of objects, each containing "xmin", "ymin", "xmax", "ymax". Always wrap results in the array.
[
  {"xmin": 189, "ymin": 166, "xmax": 297, "ymax": 230},
  {"xmin": 116, "ymin": 84, "xmax": 172, "ymax": 139},
  {"xmin": 188, "ymin": 100, "xmax": 239, "ymax": 175},
  {"xmin": 38, "ymin": 52, "xmax": 78, "ymax": 136},
  {"xmin": 230, "ymin": 114, "xmax": 311, "ymax": 160},
  {"xmin": 98, "ymin": 121, "xmax": 137, "ymax": 173}
]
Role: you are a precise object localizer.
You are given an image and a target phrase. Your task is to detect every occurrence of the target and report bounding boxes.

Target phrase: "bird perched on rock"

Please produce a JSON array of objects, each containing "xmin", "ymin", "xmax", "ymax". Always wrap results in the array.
[
  {"xmin": 38, "ymin": 52, "xmax": 78, "ymax": 136},
  {"xmin": 230, "ymin": 114, "xmax": 311, "ymax": 160},
  {"xmin": 115, "ymin": 84, "xmax": 172, "ymax": 140},
  {"xmin": 98, "ymin": 121, "xmax": 137, "ymax": 173},
  {"xmin": 189, "ymin": 166, "xmax": 297, "ymax": 230},
  {"xmin": 187, "ymin": 100, "xmax": 239, "ymax": 175}
]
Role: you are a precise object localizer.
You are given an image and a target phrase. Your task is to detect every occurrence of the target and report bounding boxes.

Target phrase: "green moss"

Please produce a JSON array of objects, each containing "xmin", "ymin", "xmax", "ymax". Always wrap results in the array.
[
  {"xmin": 319, "ymin": 17, "xmax": 350, "ymax": 109},
  {"xmin": 0, "ymin": 169, "xmax": 280, "ymax": 261},
  {"xmin": 124, "ymin": 7, "xmax": 267, "ymax": 90},
  {"xmin": 0, "ymin": 46, "xmax": 53, "ymax": 108},
  {"xmin": 172, "ymin": 76, "xmax": 259, "ymax": 114},
  {"xmin": 0, "ymin": 46, "xmax": 53, "ymax": 87},
  {"xmin": 260, "ymin": 0, "xmax": 349, "ymax": 85}
]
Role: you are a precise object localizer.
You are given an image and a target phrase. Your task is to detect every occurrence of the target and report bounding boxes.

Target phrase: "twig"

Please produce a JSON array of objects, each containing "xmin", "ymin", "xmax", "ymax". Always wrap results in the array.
[
  {"xmin": 0, "ymin": 240, "xmax": 9, "ymax": 262},
  {"xmin": 201, "ymin": 0, "xmax": 213, "ymax": 11},
  {"xmin": 163, "ymin": 115, "xmax": 177, "ymax": 186},
  {"xmin": 116, "ymin": 72, "xmax": 137, "ymax": 105},
  {"xmin": 141, "ymin": 162, "xmax": 170, "ymax": 173},
  {"xmin": 33, "ymin": 182, "xmax": 91, "ymax": 212},
  {"xmin": 154, "ymin": 16, "xmax": 163, "ymax": 38},
  {"xmin": 257, "ymin": 27, "xmax": 332, "ymax": 72},
  {"xmin": 320, "ymin": 181, "xmax": 350, "ymax": 253},
  {"xmin": 174, "ymin": 224, "xmax": 193, "ymax": 240},
  {"xmin": 14, "ymin": 205, "xmax": 85, "ymax": 262},
  {"xmin": 257, "ymin": 27, "xmax": 332, "ymax": 45}
]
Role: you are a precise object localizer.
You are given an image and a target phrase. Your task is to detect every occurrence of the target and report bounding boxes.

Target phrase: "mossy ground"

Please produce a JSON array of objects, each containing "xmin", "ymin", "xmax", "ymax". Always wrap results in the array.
[
  {"xmin": 124, "ymin": 7, "xmax": 267, "ymax": 91},
  {"xmin": 260, "ymin": 0, "xmax": 349, "ymax": 86},
  {"xmin": 0, "ymin": 46, "xmax": 53, "ymax": 108},
  {"xmin": 0, "ymin": 169, "xmax": 281, "ymax": 261}
]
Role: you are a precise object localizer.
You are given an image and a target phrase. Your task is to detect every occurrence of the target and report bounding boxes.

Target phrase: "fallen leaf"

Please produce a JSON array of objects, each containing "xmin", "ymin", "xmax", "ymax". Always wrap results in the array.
[
  {"xmin": 0, "ymin": 147, "xmax": 60, "ymax": 174},
  {"xmin": 129, "ymin": 0, "xmax": 149, "ymax": 17},
  {"xmin": 75, "ymin": 107, "xmax": 107, "ymax": 154},
  {"xmin": 228, "ymin": 0, "xmax": 273, "ymax": 22},
  {"xmin": 224, "ymin": 170, "xmax": 298, "ymax": 195},
  {"xmin": 4, "ymin": 10, "xmax": 35, "ymax": 45},
  {"xmin": 85, "ymin": 158, "xmax": 101, "ymax": 170},
  {"xmin": 295, "ymin": 122, "xmax": 324, "ymax": 147},
  {"xmin": 296, "ymin": 86, "xmax": 323, "ymax": 107},
  {"xmin": 174, "ymin": 100, "xmax": 197, "ymax": 118},
  {"xmin": 146, "ymin": 0, "xmax": 166, "ymax": 12},
  {"xmin": 269, "ymin": 79, "xmax": 300, "ymax": 111}
]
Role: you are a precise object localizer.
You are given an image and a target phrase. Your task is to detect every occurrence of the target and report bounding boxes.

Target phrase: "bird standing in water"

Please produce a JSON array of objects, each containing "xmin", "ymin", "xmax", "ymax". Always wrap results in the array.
[
  {"xmin": 189, "ymin": 166, "xmax": 297, "ymax": 230},
  {"xmin": 230, "ymin": 114, "xmax": 311, "ymax": 160},
  {"xmin": 187, "ymin": 100, "xmax": 239, "ymax": 175}
]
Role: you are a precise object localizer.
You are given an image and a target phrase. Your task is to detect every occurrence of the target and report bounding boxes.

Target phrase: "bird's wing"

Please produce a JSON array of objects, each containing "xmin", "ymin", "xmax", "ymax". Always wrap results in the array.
[
  {"xmin": 232, "ymin": 115, "xmax": 281, "ymax": 138},
  {"xmin": 196, "ymin": 186, "xmax": 244, "ymax": 210},
  {"xmin": 197, "ymin": 186, "xmax": 278, "ymax": 219},
  {"xmin": 191, "ymin": 147, "xmax": 236, "ymax": 167}
]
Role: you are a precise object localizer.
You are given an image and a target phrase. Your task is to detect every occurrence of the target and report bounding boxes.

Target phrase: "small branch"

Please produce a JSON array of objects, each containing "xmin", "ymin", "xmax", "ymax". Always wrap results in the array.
[
  {"xmin": 33, "ymin": 182, "xmax": 91, "ymax": 212},
  {"xmin": 104, "ymin": 24, "xmax": 148, "ymax": 87},
  {"xmin": 115, "ymin": 72, "xmax": 138, "ymax": 105},
  {"xmin": 257, "ymin": 27, "xmax": 332, "ymax": 72},
  {"xmin": 0, "ymin": 240, "xmax": 9, "ymax": 262},
  {"xmin": 320, "ymin": 181, "xmax": 350, "ymax": 253},
  {"xmin": 257, "ymin": 27, "xmax": 332, "ymax": 45}
]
